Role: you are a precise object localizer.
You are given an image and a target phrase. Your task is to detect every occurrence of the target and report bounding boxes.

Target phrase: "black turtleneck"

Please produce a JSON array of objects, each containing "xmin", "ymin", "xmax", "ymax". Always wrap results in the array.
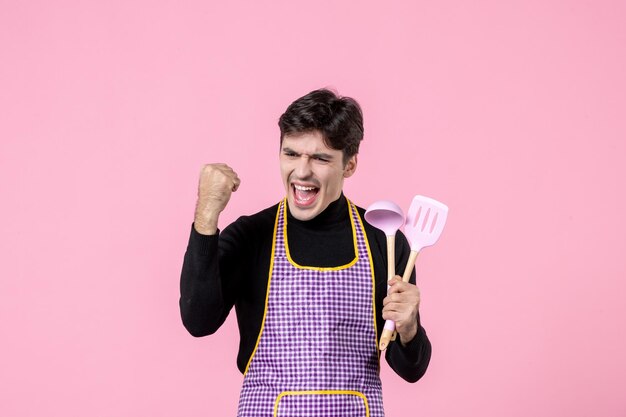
[
  {"xmin": 285, "ymin": 194, "xmax": 356, "ymax": 267},
  {"xmin": 179, "ymin": 194, "xmax": 431, "ymax": 383}
]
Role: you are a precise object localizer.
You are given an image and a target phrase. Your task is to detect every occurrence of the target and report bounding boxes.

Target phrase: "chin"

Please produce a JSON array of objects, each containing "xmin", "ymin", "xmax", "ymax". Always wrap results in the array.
[{"xmin": 287, "ymin": 199, "xmax": 321, "ymax": 221}]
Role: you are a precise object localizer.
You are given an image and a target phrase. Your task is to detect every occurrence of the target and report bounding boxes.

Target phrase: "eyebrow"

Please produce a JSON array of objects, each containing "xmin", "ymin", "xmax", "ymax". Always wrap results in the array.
[{"xmin": 282, "ymin": 147, "xmax": 334, "ymax": 160}]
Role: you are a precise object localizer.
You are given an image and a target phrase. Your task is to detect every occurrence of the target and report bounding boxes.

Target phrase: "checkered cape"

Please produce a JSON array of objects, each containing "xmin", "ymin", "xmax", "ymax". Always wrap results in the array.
[{"xmin": 237, "ymin": 200, "xmax": 385, "ymax": 417}]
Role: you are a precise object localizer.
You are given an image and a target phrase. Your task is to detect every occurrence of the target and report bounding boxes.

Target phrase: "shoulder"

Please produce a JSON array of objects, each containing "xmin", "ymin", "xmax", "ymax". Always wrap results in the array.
[{"xmin": 222, "ymin": 202, "xmax": 280, "ymax": 238}]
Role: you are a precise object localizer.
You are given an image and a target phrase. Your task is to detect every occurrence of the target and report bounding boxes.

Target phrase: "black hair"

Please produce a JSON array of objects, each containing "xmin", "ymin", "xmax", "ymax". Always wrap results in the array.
[{"xmin": 278, "ymin": 88, "xmax": 364, "ymax": 164}]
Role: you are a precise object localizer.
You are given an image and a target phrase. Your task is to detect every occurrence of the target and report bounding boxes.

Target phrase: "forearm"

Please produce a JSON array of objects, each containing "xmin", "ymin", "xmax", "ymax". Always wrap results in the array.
[
  {"xmin": 385, "ymin": 322, "xmax": 432, "ymax": 383},
  {"xmin": 179, "ymin": 224, "xmax": 231, "ymax": 337}
]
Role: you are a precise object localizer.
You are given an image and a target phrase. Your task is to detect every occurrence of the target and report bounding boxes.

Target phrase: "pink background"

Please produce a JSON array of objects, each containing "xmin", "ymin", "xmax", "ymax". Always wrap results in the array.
[{"xmin": 1, "ymin": 1, "xmax": 625, "ymax": 416}]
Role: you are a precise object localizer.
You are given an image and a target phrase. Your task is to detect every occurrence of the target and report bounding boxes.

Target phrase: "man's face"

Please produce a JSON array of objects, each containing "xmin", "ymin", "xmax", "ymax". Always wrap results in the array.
[{"xmin": 280, "ymin": 131, "xmax": 357, "ymax": 221}]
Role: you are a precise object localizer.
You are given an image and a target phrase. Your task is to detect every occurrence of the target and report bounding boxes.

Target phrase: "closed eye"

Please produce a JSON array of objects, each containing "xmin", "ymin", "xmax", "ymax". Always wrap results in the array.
[
  {"xmin": 282, "ymin": 147, "xmax": 333, "ymax": 163},
  {"xmin": 312, "ymin": 155, "xmax": 330, "ymax": 162},
  {"xmin": 283, "ymin": 150, "xmax": 299, "ymax": 158}
]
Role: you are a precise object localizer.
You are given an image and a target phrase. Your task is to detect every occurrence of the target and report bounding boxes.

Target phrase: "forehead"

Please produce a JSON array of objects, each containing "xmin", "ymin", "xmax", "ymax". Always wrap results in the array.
[{"xmin": 282, "ymin": 131, "xmax": 341, "ymax": 155}]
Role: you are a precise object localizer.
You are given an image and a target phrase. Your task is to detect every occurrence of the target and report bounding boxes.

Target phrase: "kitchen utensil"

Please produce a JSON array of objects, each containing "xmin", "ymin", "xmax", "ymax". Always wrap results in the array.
[
  {"xmin": 364, "ymin": 200, "xmax": 405, "ymax": 351},
  {"xmin": 380, "ymin": 195, "xmax": 449, "ymax": 350},
  {"xmin": 364, "ymin": 200, "xmax": 405, "ymax": 282}
]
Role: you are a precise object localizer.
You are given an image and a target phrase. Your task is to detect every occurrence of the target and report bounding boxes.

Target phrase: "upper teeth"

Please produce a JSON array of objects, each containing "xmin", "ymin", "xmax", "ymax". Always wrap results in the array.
[{"xmin": 294, "ymin": 185, "xmax": 316, "ymax": 191}]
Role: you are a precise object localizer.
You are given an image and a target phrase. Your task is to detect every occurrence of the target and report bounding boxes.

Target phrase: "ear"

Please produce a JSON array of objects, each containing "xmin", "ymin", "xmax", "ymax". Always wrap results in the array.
[{"xmin": 343, "ymin": 155, "xmax": 358, "ymax": 178}]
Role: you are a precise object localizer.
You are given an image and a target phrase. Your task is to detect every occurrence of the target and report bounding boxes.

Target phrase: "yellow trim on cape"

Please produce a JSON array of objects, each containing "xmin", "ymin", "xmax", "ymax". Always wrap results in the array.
[
  {"xmin": 274, "ymin": 390, "xmax": 370, "ymax": 417},
  {"xmin": 242, "ymin": 203, "xmax": 281, "ymax": 376},
  {"xmin": 353, "ymin": 204, "xmax": 382, "ymax": 363},
  {"xmin": 283, "ymin": 198, "xmax": 359, "ymax": 271}
]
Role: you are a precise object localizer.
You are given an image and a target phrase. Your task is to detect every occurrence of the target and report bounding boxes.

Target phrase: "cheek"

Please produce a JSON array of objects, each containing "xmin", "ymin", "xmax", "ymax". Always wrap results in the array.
[{"xmin": 322, "ymin": 171, "xmax": 342, "ymax": 192}]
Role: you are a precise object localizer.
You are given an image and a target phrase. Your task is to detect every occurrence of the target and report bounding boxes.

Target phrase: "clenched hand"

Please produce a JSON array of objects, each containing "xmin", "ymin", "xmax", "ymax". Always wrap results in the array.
[
  {"xmin": 382, "ymin": 276, "xmax": 421, "ymax": 345},
  {"xmin": 194, "ymin": 163, "xmax": 240, "ymax": 235}
]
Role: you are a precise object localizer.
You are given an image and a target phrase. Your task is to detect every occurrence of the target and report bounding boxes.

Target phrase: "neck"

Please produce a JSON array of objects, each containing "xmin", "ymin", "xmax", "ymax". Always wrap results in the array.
[{"xmin": 287, "ymin": 193, "xmax": 348, "ymax": 229}]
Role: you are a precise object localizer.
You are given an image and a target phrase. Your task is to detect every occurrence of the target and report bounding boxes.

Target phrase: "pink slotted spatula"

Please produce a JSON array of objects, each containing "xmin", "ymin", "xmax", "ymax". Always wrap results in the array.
[{"xmin": 379, "ymin": 195, "xmax": 449, "ymax": 351}]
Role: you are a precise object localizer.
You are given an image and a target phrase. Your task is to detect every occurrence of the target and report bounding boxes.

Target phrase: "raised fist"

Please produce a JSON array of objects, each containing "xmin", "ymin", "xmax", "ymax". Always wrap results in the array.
[{"xmin": 194, "ymin": 163, "xmax": 240, "ymax": 234}]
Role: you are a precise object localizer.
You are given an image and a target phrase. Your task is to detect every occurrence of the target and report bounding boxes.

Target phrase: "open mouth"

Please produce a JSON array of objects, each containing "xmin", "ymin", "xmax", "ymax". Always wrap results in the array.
[{"xmin": 292, "ymin": 183, "xmax": 320, "ymax": 207}]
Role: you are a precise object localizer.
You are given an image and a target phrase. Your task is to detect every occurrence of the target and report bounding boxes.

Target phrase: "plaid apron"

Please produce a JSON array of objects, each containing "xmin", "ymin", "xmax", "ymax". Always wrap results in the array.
[{"xmin": 237, "ymin": 199, "xmax": 384, "ymax": 417}]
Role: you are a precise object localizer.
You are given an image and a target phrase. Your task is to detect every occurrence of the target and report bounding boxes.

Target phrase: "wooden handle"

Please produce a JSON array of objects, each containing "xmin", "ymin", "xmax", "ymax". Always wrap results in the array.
[
  {"xmin": 379, "ymin": 235, "xmax": 396, "ymax": 351},
  {"xmin": 379, "ymin": 329, "xmax": 395, "ymax": 351},
  {"xmin": 386, "ymin": 235, "xmax": 395, "ymax": 281},
  {"xmin": 389, "ymin": 250, "xmax": 419, "ymax": 344},
  {"xmin": 401, "ymin": 250, "xmax": 419, "ymax": 283}
]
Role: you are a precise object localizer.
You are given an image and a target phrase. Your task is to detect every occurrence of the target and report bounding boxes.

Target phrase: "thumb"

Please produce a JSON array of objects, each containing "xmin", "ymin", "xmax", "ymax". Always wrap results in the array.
[{"xmin": 388, "ymin": 275, "xmax": 402, "ymax": 285}]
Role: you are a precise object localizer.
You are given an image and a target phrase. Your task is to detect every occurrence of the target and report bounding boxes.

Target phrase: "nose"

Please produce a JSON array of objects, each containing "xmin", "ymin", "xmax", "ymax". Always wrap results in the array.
[{"xmin": 293, "ymin": 155, "xmax": 313, "ymax": 179}]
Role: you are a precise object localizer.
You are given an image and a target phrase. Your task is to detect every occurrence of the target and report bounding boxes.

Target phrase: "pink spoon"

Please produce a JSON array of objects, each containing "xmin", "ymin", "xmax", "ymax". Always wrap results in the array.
[{"xmin": 364, "ymin": 200, "xmax": 405, "ymax": 350}]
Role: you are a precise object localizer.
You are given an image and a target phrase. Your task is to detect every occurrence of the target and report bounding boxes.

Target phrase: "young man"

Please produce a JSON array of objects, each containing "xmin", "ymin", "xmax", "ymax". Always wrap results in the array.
[{"xmin": 180, "ymin": 89, "xmax": 431, "ymax": 416}]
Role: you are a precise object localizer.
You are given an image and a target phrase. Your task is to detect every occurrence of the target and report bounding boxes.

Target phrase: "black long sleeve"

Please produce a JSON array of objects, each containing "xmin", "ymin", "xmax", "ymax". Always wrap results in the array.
[
  {"xmin": 179, "ymin": 232, "xmax": 229, "ymax": 336},
  {"xmin": 179, "ymin": 195, "xmax": 431, "ymax": 382}
]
